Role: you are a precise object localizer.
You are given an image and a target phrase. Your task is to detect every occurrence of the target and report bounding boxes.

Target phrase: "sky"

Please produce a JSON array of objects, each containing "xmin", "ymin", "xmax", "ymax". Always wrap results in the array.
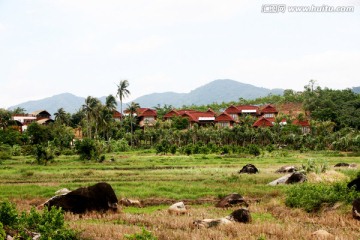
[{"xmin": 0, "ymin": 0, "xmax": 359, "ymax": 108}]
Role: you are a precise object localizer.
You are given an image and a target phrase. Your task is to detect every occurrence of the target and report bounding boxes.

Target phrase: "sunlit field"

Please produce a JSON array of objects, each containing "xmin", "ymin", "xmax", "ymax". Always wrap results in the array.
[{"xmin": 1, "ymin": 150, "xmax": 360, "ymax": 239}]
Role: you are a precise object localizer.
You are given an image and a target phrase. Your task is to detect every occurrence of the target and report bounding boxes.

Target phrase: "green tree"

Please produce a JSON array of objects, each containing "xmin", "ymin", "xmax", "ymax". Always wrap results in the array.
[
  {"xmin": 54, "ymin": 108, "xmax": 70, "ymax": 126},
  {"xmin": 126, "ymin": 102, "xmax": 140, "ymax": 147},
  {"xmin": 116, "ymin": 79, "xmax": 130, "ymax": 117}
]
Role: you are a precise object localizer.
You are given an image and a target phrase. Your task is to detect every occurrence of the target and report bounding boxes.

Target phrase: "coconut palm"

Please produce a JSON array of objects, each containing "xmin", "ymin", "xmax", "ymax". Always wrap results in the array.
[
  {"xmin": 82, "ymin": 96, "xmax": 100, "ymax": 138},
  {"xmin": 54, "ymin": 108, "xmax": 69, "ymax": 126},
  {"xmin": 126, "ymin": 102, "xmax": 140, "ymax": 147},
  {"xmin": 116, "ymin": 80, "xmax": 130, "ymax": 117}
]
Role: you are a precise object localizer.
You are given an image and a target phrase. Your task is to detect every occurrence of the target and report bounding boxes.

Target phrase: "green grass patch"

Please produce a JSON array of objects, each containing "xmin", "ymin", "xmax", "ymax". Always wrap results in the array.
[{"xmin": 285, "ymin": 182, "xmax": 360, "ymax": 212}]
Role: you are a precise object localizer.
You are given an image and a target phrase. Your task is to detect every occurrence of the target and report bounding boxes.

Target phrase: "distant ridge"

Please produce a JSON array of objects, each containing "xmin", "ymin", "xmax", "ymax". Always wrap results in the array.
[
  {"xmin": 8, "ymin": 93, "xmax": 85, "ymax": 116},
  {"xmin": 8, "ymin": 79, "xmax": 284, "ymax": 114},
  {"xmin": 132, "ymin": 79, "xmax": 284, "ymax": 107},
  {"xmin": 353, "ymin": 86, "xmax": 360, "ymax": 94}
]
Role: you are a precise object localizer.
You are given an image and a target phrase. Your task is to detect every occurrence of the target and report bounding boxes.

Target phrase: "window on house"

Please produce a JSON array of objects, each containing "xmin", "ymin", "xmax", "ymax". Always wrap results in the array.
[
  {"xmin": 230, "ymin": 114, "xmax": 238, "ymax": 120},
  {"xmin": 218, "ymin": 122, "xmax": 230, "ymax": 127},
  {"xmin": 264, "ymin": 113, "xmax": 275, "ymax": 118}
]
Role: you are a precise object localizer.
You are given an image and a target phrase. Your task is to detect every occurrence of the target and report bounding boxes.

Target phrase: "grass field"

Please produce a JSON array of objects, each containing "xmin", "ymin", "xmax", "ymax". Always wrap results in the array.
[{"xmin": 1, "ymin": 150, "xmax": 360, "ymax": 239}]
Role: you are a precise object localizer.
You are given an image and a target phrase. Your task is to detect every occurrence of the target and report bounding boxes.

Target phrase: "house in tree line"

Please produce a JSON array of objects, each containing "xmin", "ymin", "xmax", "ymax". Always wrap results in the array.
[
  {"xmin": 9, "ymin": 103, "xmax": 310, "ymax": 134},
  {"xmin": 164, "ymin": 109, "xmax": 216, "ymax": 127},
  {"xmin": 11, "ymin": 110, "xmax": 54, "ymax": 132},
  {"xmin": 124, "ymin": 108, "xmax": 157, "ymax": 128},
  {"xmin": 112, "ymin": 110, "xmax": 122, "ymax": 121}
]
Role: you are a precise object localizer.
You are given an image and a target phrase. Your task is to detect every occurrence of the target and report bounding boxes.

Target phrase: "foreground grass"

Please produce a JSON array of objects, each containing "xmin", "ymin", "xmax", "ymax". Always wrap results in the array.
[{"xmin": 1, "ymin": 150, "xmax": 360, "ymax": 239}]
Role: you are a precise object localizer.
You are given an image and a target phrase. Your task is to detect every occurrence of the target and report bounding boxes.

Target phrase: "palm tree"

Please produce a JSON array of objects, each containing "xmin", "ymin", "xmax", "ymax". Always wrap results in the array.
[
  {"xmin": 82, "ymin": 96, "xmax": 100, "ymax": 138},
  {"xmin": 126, "ymin": 102, "xmax": 140, "ymax": 147},
  {"xmin": 100, "ymin": 95, "xmax": 118, "ymax": 140},
  {"xmin": 116, "ymin": 80, "xmax": 130, "ymax": 117},
  {"xmin": 54, "ymin": 108, "xmax": 69, "ymax": 125}
]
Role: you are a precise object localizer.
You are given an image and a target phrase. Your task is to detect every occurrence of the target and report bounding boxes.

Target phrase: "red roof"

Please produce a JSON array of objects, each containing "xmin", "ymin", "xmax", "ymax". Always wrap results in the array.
[
  {"xmin": 261, "ymin": 104, "xmax": 278, "ymax": 114},
  {"xmin": 137, "ymin": 108, "xmax": 157, "ymax": 117},
  {"xmin": 163, "ymin": 109, "xmax": 198, "ymax": 119},
  {"xmin": 113, "ymin": 110, "xmax": 122, "ymax": 118},
  {"xmin": 215, "ymin": 113, "xmax": 235, "ymax": 122},
  {"xmin": 292, "ymin": 119, "xmax": 310, "ymax": 127},
  {"xmin": 181, "ymin": 111, "xmax": 215, "ymax": 123},
  {"xmin": 224, "ymin": 105, "xmax": 240, "ymax": 114},
  {"xmin": 224, "ymin": 105, "xmax": 260, "ymax": 114},
  {"xmin": 253, "ymin": 117, "xmax": 274, "ymax": 127}
]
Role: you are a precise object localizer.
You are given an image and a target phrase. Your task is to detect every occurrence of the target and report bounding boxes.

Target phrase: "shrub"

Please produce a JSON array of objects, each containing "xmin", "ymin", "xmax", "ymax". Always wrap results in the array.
[
  {"xmin": 155, "ymin": 140, "xmax": 170, "ymax": 155},
  {"xmin": 170, "ymin": 145, "xmax": 177, "ymax": 155},
  {"xmin": 125, "ymin": 228, "xmax": 157, "ymax": 240},
  {"xmin": 285, "ymin": 182, "xmax": 360, "ymax": 212},
  {"xmin": 75, "ymin": 138, "xmax": 103, "ymax": 161},
  {"xmin": 0, "ymin": 201, "xmax": 18, "ymax": 226},
  {"xmin": 34, "ymin": 144, "xmax": 55, "ymax": 165},
  {"xmin": 110, "ymin": 139, "xmax": 130, "ymax": 152},
  {"xmin": 0, "ymin": 223, "xmax": 5, "ymax": 240},
  {"xmin": 0, "ymin": 200, "xmax": 79, "ymax": 239},
  {"xmin": 0, "ymin": 144, "xmax": 12, "ymax": 160},
  {"xmin": 11, "ymin": 145, "xmax": 22, "ymax": 156},
  {"xmin": 184, "ymin": 145, "xmax": 193, "ymax": 156},
  {"xmin": 301, "ymin": 159, "xmax": 328, "ymax": 174},
  {"xmin": 221, "ymin": 145, "xmax": 230, "ymax": 154},
  {"xmin": 248, "ymin": 144, "xmax": 261, "ymax": 156}
]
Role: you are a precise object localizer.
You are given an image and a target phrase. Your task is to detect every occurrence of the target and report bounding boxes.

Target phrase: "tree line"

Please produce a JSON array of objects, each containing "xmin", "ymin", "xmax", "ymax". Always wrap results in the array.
[{"xmin": 0, "ymin": 80, "xmax": 359, "ymax": 163}]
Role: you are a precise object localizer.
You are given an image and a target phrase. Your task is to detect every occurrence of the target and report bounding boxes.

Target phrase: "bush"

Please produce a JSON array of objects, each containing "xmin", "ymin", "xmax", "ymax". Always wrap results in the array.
[
  {"xmin": 184, "ymin": 145, "xmax": 193, "ymax": 156},
  {"xmin": 155, "ymin": 140, "xmax": 170, "ymax": 155},
  {"xmin": 170, "ymin": 145, "xmax": 177, "ymax": 155},
  {"xmin": 0, "ymin": 144, "xmax": 12, "ymax": 160},
  {"xmin": 0, "ymin": 222, "xmax": 5, "ymax": 240},
  {"xmin": 125, "ymin": 228, "xmax": 157, "ymax": 240},
  {"xmin": 301, "ymin": 159, "xmax": 328, "ymax": 174},
  {"xmin": 0, "ymin": 200, "xmax": 79, "ymax": 239},
  {"xmin": 285, "ymin": 182, "xmax": 360, "ymax": 212},
  {"xmin": 34, "ymin": 144, "xmax": 55, "ymax": 165},
  {"xmin": 0, "ymin": 201, "xmax": 18, "ymax": 226},
  {"xmin": 75, "ymin": 138, "xmax": 103, "ymax": 161},
  {"xmin": 11, "ymin": 145, "xmax": 22, "ymax": 156},
  {"xmin": 110, "ymin": 139, "xmax": 130, "ymax": 152},
  {"xmin": 248, "ymin": 144, "xmax": 261, "ymax": 156}
]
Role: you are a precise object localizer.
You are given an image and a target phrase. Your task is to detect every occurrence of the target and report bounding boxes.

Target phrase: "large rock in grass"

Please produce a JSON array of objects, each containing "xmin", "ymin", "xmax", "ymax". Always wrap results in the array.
[
  {"xmin": 168, "ymin": 201, "xmax": 187, "ymax": 215},
  {"xmin": 275, "ymin": 166, "xmax": 297, "ymax": 173},
  {"xmin": 238, "ymin": 164, "xmax": 258, "ymax": 174},
  {"xmin": 44, "ymin": 182, "xmax": 118, "ymax": 214},
  {"xmin": 334, "ymin": 162, "xmax": 350, "ymax": 167},
  {"xmin": 215, "ymin": 193, "xmax": 248, "ymax": 208},
  {"xmin": 347, "ymin": 177, "xmax": 360, "ymax": 191},
  {"xmin": 193, "ymin": 208, "xmax": 251, "ymax": 228},
  {"xmin": 352, "ymin": 198, "xmax": 360, "ymax": 220},
  {"xmin": 285, "ymin": 172, "xmax": 307, "ymax": 184},
  {"xmin": 268, "ymin": 172, "xmax": 306, "ymax": 186}
]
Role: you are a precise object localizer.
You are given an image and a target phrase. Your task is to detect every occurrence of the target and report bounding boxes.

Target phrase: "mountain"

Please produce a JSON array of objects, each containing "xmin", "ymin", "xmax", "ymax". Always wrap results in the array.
[
  {"xmin": 133, "ymin": 79, "xmax": 284, "ymax": 107},
  {"xmin": 353, "ymin": 87, "xmax": 360, "ymax": 94},
  {"xmin": 8, "ymin": 93, "xmax": 85, "ymax": 116},
  {"xmin": 8, "ymin": 79, "xmax": 284, "ymax": 114}
]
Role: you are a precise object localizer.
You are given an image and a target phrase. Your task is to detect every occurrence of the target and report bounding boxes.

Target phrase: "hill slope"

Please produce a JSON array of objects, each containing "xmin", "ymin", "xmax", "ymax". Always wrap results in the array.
[
  {"xmin": 8, "ymin": 79, "xmax": 284, "ymax": 114},
  {"xmin": 133, "ymin": 79, "xmax": 284, "ymax": 107},
  {"xmin": 9, "ymin": 93, "xmax": 85, "ymax": 116}
]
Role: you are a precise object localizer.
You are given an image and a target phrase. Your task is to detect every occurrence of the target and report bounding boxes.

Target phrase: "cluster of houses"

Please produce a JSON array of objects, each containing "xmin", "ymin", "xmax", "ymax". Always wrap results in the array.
[
  {"xmin": 11, "ymin": 110, "xmax": 54, "ymax": 132},
  {"xmin": 10, "ymin": 103, "xmax": 311, "ymax": 134},
  {"xmin": 123, "ymin": 103, "xmax": 311, "ymax": 134}
]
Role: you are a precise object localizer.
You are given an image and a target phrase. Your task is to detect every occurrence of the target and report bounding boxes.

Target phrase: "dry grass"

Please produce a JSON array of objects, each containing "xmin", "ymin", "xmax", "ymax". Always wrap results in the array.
[
  {"xmin": 9, "ymin": 196, "xmax": 357, "ymax": 240},
  {"xmin": 3, "ymin": 152, "xmax": 360, "ymax": 239}
]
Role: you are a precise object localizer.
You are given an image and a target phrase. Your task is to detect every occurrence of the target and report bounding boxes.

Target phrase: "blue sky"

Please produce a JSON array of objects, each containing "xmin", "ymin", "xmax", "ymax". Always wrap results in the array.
[{"xmin": 1, "ymin": 0, "xmax": 359, "ymax": 108}]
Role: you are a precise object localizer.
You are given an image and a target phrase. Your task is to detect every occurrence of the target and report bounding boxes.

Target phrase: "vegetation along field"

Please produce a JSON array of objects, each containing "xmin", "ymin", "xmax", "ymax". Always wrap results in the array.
[{"xmin": 1, "ymin": 150, "xmax": 360, "ymax": 239}]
